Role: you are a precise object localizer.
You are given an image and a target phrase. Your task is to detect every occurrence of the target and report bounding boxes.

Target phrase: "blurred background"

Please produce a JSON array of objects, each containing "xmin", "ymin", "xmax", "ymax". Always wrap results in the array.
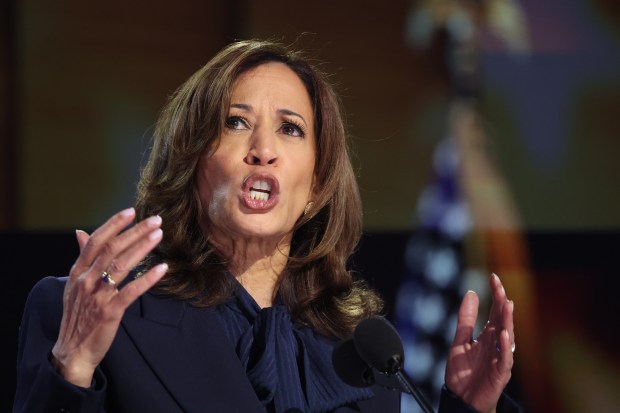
[{"xmin": 2, "ymin": 0, "xmax": 619, "ymax": 411}]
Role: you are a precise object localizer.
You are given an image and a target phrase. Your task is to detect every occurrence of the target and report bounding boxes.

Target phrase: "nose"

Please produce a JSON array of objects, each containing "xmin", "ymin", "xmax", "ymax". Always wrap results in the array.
[{"xmin": 244, "ymin": 128, "xmax": 278, "ymax": 166}]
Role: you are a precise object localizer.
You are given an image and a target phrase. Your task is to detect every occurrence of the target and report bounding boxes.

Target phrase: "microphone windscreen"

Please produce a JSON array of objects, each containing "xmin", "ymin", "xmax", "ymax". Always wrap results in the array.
[
  {"xmin": 353, "ymin": 317, "xmax": 404, "ymax": 374},
  {"xmin": 332, "ymin": 339, "xmax": 374, "ymax": 388}
]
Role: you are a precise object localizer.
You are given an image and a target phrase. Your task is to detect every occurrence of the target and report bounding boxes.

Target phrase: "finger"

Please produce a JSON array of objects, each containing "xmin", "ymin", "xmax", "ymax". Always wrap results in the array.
[
  {"xmin": 497, "ymin": 329, "xmax": 514, "ymax": 375},
  {"xmin": 488, "ymin": 273, "xmax": 508, "ymax": 327},
  {"xmin": 95, "ymin": 227, "xmax": 163, "ymax": 287},
  {"xmin": 502, "ymin": 299, "xmax": 515, "ymax": 347},
  {"xmin": 75, "ymin": 230, "xmax": 90, "ymax": 251},
  {"xmin": 453, "ymin": 290, "xmax": 479, "ymax": 345},
  {"xmin": 491, "ymin": 273, "xmax": 508, "ymax": 302},
  {"xmin": 114, "ymin": 263, "xmax": 169, "ymax": 309},
  {"xmin": 72, "ymin": 208, "xmax": 136, "ymax": 274},
  {"xmin": 89, "ymin": 216, "xmax": 163, "ymax": 285}
]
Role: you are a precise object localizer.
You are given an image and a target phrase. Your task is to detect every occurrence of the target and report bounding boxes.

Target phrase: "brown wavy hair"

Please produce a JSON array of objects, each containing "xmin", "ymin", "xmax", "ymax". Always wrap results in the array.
[{"xmin": 135, "ymin": 39, "xmax": 382, "ymax": 339}]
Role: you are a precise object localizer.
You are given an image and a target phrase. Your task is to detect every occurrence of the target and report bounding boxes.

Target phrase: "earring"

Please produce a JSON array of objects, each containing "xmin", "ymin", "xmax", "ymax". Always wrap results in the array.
[{"xmin": 303, "ymin": 201, "xmax": 314, "ymax": 216}]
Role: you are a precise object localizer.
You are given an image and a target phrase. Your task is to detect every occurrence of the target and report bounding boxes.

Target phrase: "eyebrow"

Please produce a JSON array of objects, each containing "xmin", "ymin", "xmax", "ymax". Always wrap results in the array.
[{"xmin": 230, "ymin": 103, "xmax": 308, "ymax": 127}]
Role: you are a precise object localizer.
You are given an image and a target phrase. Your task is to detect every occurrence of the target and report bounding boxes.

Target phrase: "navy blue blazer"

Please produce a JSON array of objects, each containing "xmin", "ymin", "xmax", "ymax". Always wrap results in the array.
[
  {"xmin": 13, "ymin": 277, "xmax": 401, "ymax": 413},
  {"xmin": 14, "ymin": 277, "xmax": 519, "ymax": 412}
]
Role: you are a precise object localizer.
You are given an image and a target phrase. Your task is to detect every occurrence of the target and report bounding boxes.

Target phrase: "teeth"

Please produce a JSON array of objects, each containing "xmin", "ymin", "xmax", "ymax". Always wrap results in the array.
[
  {"xmin": 251, "ymin": 180, "xmax": 271, "ymax": 191},
  {"xmin": 248, "ymin": 180, "xmax": 271, "ymax": 201},
  {"xmin": 249, "ymin": 190, "xmax": 269, "ymax": 201}
]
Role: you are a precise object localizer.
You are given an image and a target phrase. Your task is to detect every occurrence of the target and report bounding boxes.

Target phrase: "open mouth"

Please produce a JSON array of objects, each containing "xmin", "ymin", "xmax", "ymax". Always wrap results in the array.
[
  {"xmin": 249, "ymin": 180, "xmax": 272, "ymax": 201},
  {"xmin": 242, "ymin": 174, "xmax": 279, "ymax": 210}
]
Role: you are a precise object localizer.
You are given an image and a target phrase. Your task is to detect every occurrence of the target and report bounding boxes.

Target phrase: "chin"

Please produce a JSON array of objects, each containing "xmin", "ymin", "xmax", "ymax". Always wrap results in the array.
[{"xmin": 228, "ymin": 217, "xmax": 292, "ymax": 242}]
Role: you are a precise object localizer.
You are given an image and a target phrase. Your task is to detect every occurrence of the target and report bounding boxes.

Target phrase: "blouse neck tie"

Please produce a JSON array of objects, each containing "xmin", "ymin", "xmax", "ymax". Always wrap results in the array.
[{"xmin": 216, "ymin": 283, "xmax": 373, "ymax": 413}]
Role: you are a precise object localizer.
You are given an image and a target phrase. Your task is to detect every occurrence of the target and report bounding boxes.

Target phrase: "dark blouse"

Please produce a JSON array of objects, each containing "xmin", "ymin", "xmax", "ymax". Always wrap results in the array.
[
  {"xmin": 214, "ymin": 282, "xmax": 373, "ymax": 412},
  {"xmin": 213, "ymin": 281, "xmax": 522, "ymax": 413}
]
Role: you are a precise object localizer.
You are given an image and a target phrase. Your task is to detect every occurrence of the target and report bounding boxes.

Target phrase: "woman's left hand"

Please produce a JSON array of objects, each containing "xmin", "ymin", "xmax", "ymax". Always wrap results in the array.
[{"xmin": 445, "ymin": 273, "xmax": 515, "ymax": 413}]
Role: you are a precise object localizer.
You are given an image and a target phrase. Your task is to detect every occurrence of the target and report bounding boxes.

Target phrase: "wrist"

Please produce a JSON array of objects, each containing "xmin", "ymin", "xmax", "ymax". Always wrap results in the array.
[
  {"xmin": 443, "ymin": 384, "xmax": 497, "ymax": 413},
  {"xmin": 50, "ymin": 349, "xmax": 95, "ymax": 388}
]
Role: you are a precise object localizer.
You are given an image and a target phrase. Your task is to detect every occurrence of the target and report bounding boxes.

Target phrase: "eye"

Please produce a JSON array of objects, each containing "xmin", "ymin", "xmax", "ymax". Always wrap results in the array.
[
  {"xmin": 225, "ymin": 116, "xmax": 249, "ymax": 130},
  {"xmin": 279, "ymin": 122, "xmax": 305, "ymax": 138}
]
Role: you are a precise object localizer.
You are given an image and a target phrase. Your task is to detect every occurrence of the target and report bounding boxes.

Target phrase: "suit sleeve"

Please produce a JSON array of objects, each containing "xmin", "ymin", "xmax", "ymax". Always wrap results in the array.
[
  {"xmin": 13, "ymin": 276, "xmax": 107, "ymax": 413},
  {"xmin": 439, "ymin": 385, "xmax": 522, "ymax": 413}
]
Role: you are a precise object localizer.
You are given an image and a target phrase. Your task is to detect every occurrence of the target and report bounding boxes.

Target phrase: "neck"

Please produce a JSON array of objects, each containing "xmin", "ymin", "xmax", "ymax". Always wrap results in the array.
[
  {"xmin": 211, "ymin": 235, "xmax": 291, "ymax": 308},
  {"xmin": 235, "ymin": 261, "xmax": 281, "ymax": 308}
]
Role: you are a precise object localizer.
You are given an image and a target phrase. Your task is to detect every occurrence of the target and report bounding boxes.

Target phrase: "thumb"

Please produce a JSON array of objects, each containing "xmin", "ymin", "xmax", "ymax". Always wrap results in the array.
[
  {"xmin": 75, "ymin": 229, "xmax": 90, "ymax": 251},
  {"xmin": 453, "ymin": 290, "xmax": 480, "ymax": 346}
]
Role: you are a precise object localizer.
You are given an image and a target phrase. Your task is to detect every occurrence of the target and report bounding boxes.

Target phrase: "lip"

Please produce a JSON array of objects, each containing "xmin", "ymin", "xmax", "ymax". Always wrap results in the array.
[{"xmin": 240, "ymin": 173, "xmax": 280, "ymax": 211}]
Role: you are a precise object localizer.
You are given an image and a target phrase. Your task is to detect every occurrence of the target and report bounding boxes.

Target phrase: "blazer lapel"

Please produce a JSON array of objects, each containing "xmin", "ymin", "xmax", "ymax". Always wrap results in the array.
[{"xmin": 121, "ymin": 293, "xmax": 263, "ymax": 413}]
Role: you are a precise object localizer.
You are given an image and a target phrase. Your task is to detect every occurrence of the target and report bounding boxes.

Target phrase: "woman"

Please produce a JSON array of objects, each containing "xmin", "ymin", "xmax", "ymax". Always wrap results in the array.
[{"xmin": 14, "ymin": 40, "xmax": 517, "ymax": 412}]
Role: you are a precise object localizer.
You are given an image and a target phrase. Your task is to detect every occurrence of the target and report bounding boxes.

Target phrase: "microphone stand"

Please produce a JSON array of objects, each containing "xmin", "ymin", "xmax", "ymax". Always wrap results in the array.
[{"xmin": 388, "ymin": 357, "xmax": 435, "ymax": 413}]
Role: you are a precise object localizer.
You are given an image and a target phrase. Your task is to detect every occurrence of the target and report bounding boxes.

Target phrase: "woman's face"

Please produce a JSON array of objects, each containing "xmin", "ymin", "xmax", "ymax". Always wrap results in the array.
[{"xmin": 196, "ymin": 62, "xmax": 316, "ymax": 248}]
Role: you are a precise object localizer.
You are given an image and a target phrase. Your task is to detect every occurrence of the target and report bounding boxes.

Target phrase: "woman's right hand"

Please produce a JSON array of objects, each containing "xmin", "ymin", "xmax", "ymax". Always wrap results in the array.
[{"xmin": 51, "ymin": 207, "xmax": 168, "ymax": 387}]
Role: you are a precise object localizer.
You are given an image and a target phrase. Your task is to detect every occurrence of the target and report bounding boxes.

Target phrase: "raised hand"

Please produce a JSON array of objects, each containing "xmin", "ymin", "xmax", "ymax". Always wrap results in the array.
[
  {"xmin": 445, "ymin": 274, "xmax": 515, "ymax": 413},
  {"xmin": 51, "ymin": 208, "xmax": 168, "ymax": 387}
]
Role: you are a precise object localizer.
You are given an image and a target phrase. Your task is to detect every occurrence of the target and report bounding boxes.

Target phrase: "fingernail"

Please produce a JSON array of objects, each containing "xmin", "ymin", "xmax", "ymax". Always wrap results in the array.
[
  {"xmin": 148, "ymin": 228, "xmax": 163, "ymax": 240},
  {"xmin": 120, "ymin": 207, "xmax": 135, "ymax": 217},
  {"xmin": 155, "ymin": 262, "xmax": 168, "ymax": 274},
  {"xmin": 146, "ymin": 215, "xmax": 162, "ymax": 226}
]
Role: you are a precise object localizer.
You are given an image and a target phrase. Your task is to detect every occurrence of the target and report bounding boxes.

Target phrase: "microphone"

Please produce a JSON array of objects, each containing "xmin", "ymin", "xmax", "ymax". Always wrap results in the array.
[
  {"xmin": 332, "ymin": 338, "xmax": 406, "ymax": 391},
  {"xmin": 332, "ymin": 316, "xmax": 436, "ymax": 413},
  {"xmin": 332, "ymin": 338, "xmax": 374, "ymax": 388},
  {"xmin": 353, "ymin": 317, "xmax": 405, "ymax": 375}
]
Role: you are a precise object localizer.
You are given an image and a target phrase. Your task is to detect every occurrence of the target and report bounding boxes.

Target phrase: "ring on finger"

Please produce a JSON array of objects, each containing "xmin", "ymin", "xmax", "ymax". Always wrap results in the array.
[
  {"xmin": 101, "ymin": 271, "xmax": 117, "ymax": 287},
  {"xmin": 495, "ymin": 341, "xmax": 516, "ymax": 354}
]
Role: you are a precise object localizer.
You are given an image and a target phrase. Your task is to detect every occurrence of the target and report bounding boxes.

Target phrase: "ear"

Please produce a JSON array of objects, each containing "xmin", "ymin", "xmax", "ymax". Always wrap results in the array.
[
  {"xmin": 310, "ymin": 172, "xmax": 319, "ymax": 199},
  {"xmin": 302, "ymin": 175, "xmax": 319, "ymax": 218}
]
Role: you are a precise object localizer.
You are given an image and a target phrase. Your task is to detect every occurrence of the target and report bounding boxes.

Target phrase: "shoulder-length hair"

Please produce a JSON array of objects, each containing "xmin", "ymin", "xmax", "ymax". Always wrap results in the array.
[{"xmin": 135, "ymin": 39, "xmax": 382, "ymax": 339}]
